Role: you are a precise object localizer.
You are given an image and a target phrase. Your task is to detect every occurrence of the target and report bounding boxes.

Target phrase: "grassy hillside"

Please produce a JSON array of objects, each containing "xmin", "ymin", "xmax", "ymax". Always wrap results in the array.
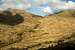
[{"xmin": 0, "ymin": 10, "xmax": 75, "ymax": 50}]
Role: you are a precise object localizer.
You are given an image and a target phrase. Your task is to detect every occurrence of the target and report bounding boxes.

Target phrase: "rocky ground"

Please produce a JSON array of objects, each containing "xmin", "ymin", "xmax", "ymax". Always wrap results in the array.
[{"xmin": 0, "ymin": 9, "xmax": 75, "ymax": 50}]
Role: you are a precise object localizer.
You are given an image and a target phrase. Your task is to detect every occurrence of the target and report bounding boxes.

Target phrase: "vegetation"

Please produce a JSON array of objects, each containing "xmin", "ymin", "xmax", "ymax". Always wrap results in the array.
[{"xmin": 0, "ymin": 9, "xmax": 75, "ymax": 50}]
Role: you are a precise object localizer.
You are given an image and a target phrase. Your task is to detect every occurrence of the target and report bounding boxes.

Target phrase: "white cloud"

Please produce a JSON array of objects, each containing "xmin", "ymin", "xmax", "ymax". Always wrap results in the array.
[
  {"xmin": 0, "ymin": 0, "xmax": 75, "ymax": 10},
  {"xmin": 65, "ymin": 1, "xmax": 75, "ymax": 9},
  {"xmin": 0, "ymin": 0, "xmax": 75, "ymax": 16}
]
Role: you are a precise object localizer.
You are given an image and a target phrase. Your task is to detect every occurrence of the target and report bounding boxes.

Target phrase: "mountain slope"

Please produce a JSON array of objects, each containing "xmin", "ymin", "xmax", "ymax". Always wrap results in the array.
[{"xmin": 0, "ymin": 10, "xmax": 75, "ymax": 50}]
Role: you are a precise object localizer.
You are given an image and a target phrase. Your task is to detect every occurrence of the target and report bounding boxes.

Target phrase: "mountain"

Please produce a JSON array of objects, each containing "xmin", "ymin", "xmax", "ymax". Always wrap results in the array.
[{"xmin": 0, "ymin": 10, "xmax": 75, "ymax": 50}]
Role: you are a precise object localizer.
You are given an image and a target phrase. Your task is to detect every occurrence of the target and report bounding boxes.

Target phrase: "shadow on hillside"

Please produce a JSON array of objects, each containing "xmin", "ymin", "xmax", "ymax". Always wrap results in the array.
[
  {"xmin": 0, "ymin": 13, "xmax": 24, "ymax": 26},
  {"xmin": 8, "ymin": 42, "xmax": 75, "ymax": 50},
  {"xmin": 39, "ymin": 42, "xmax": 75, "ymax": 50}
]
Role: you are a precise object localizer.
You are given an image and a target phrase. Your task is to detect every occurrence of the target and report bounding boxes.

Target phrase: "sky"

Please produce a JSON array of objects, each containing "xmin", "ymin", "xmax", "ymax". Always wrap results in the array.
[
  {"xmin": 0, "ymin": 0, "xmax": 75, "ymax": 16},
  {"xmin": 62, "ymin": 0, "xmax": 75, "ymax": 2}
]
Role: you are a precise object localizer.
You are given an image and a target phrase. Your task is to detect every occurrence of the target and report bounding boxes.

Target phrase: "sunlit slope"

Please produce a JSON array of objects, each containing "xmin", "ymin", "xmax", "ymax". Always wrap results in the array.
[{"xmin": 0, "ymin": 10, "xmax": 75, "ymax": 50}]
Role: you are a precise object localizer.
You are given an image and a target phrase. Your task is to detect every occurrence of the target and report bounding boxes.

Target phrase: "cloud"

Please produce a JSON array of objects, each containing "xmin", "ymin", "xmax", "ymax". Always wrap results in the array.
[
  {"xmin": 47, "ymin": 0, "xmax": 75, "ymax": 10},
  {"xmin": 0, "ymin": 0, "xmax": 75, "ymax": 10},
  {"xmin": 65, "ymin": 1, "xmax": 75, "ymax": 9},
  {"xmin": 0, "ymin": 0, "xmax": 75, "ymax": 16}
]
